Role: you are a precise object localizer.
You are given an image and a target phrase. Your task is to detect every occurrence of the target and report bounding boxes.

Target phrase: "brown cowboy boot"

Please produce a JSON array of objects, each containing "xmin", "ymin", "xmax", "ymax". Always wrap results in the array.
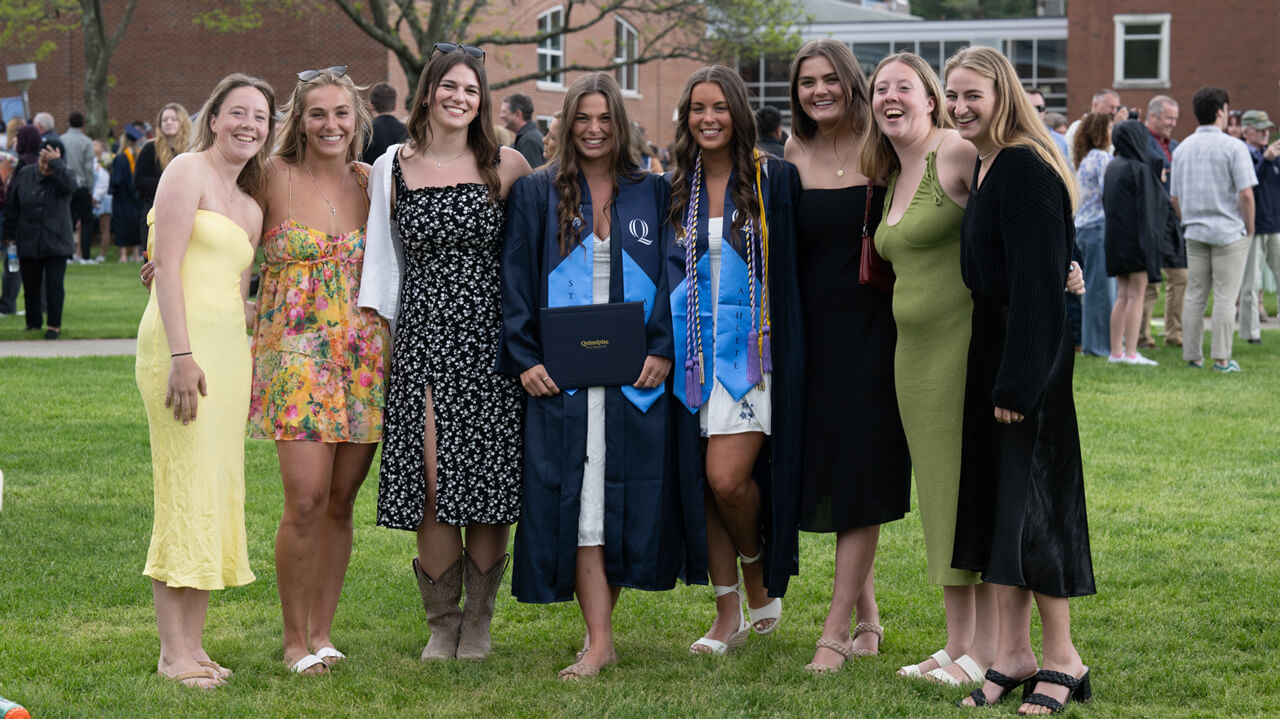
[
  {"xmin": 455, "ymin": 552, "xmax": 509, "ymax": 661},
  {"xmin": 413, "ymin": 556, "xmax": 463, "ymax": 660}
]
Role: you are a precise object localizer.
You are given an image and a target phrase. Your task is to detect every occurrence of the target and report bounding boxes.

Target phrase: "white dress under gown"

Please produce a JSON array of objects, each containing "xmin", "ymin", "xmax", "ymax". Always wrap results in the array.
[
  {"xmin": 578, "ymin": 233, "xmax": 610, "ymax": 546},
  {"xmin": 699, "ymin": 217, "xmax": 772, "ymax": 437}
]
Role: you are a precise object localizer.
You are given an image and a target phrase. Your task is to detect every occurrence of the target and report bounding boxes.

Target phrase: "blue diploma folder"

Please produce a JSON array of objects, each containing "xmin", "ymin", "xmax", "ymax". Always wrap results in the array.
[{"xmin": 539, "ymin": 301, "xmax": 646, "ymax": 388}]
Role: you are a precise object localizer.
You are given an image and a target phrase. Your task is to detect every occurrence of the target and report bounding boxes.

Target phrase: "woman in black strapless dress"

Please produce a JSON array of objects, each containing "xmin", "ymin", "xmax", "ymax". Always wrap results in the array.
[{"xmin": 784, "ymin": 39, "xmax": 911, "ymax": 674}]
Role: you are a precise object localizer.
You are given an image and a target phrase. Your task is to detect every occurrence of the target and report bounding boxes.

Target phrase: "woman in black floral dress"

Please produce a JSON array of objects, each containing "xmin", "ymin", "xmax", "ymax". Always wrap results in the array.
[{"xmin": 359, "ymin": 45, "xmax": 532, "ymax": 661}]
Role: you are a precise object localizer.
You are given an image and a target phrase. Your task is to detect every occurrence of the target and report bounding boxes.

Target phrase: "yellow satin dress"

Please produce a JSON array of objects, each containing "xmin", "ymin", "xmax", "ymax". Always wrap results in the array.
[{"xmin": 136, "ymin": 209, "xmax": 255, "ymax": 590}]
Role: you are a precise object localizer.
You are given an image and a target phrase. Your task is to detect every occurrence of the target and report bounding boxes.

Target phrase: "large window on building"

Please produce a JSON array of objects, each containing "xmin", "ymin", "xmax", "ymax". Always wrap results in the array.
[
  {"xmin": 615, "ymin": 16, "xmax": 638, "ymax": 93},
  {"xmin": 537, "ymin": 7, "xmax": 565, "ymax": 87},
  {"xmin": 1113, "ymin": 14, "xmax": 1171, "ymax": 89}
]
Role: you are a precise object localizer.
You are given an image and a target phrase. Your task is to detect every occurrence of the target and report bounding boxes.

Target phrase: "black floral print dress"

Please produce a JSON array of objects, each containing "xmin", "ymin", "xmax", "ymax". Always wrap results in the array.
[{"xmin": 376, "ymin": 154, "xmax": 525, "ymax": 529}]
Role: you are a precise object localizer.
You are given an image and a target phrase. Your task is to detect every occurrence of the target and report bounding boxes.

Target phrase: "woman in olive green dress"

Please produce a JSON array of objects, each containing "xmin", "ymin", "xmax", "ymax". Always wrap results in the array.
[{"xmin": 862, "ymin": 52, "xmax": 993, "ymax": 687}]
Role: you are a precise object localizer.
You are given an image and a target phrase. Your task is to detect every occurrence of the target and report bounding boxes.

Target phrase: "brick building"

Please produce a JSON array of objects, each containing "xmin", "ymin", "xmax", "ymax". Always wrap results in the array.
[
  {"xmin": 0, "ymin": 1, "xmax": 701, "ymax": 150},
  {"xmin": 1066, "ymin": 0, "xmax": 1279, "ymax": 131},
  {"xmin": 381, "ymin": 2, "xmax": 701, "ymax": 151},
  {"xmin": 0, "ymin": 2, "xmax": 384, "ymax": 137}
]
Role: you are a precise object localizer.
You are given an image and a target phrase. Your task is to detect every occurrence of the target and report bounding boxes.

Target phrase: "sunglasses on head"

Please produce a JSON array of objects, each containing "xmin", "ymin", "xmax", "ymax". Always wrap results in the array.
[
  {"xmin": 432, "ymin": 42, "xmax": 485, "ymax": 61},
  {"xmin": 297, "ymin": 66, "xmax": 348, "ymax": 82}
]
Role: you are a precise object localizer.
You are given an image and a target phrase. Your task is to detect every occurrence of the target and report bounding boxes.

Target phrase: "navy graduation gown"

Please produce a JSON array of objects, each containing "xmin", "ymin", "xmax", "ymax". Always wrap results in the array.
[
  {"xmin": 498, "ymin": 165, "xmax": 692, "ymax": 603},
  {"xmin": 665, "ymin": 155, "xmax": 805, "ymax": 598}
]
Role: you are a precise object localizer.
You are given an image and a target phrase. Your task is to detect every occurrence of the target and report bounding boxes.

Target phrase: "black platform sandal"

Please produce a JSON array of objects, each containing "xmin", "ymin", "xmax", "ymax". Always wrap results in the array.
[
  {"xmin": 1017, "ymin": 667, "xmax": 1092, "ymax": 715},
  {"xmin": 956, "ymin": 668, "xmax": 1035, "ymax": 707}
]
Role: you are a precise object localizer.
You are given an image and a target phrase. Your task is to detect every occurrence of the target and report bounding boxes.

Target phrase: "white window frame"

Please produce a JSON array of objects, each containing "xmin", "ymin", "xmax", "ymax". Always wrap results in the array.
[
  {"xmin": 1113, "ymin": 13, "xmax": 1170, "ymax": 89},
  {"xmin": 537, "ymin": 6, "xmax": 565, "ymax": 89},
  {"xmin": 614, "ymin": 16, "xmax": 640, "ymax": 96}
]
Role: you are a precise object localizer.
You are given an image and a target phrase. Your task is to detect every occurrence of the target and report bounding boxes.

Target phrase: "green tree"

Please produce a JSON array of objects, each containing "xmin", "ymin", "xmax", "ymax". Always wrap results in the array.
[
  {"xmin": 205, "ymin": 0, "xmax": 804, "ymax": 102},
  {"xmin": 0, "ymin": 0, "xmax": 139, "ymax": 138},
  {"xmin": 910, "ymin": 0, "xmax": 1038, "ymax": 20}
]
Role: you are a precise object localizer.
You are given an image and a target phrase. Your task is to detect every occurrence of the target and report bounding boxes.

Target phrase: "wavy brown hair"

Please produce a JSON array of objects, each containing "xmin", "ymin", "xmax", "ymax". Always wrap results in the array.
[
  {"xmin": 789, "ymin": 39, "xmax": 870, "ymax": 143},
  {"xmin": 1073, "ymin": 112, "xmax": 1111, "ymax": 167},
  {"xmin": 276, "ymin": 69, "xmax": 372, "ymax": 165},
  {"xmin": 550, "ymin": 72, "xmax": 639, "ymax": 256},
  {"xmin": 943, "ymin": 46, "xmax": 1078, "ymax": 209},
  {"xmin": 860, "ymin": 52, "xmax": 953, "ymax": 182},
  {"xmin": 154, "ymin": 102, "xmax": 192, "ymax": 171},
  {"xmin": 190, "ymin": 73, "xmax": 277, "ymax": 198},
  {"xmin": 403, "ymin": 49, "xmax": 501, "ymax": 201},
  {"xmin": 667, "ymin": 65, "xmax": 761, "ymax": 248}
]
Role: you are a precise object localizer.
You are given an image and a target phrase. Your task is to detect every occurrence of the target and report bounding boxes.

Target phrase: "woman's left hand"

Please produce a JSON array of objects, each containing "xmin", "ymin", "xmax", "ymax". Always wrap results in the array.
[
  {"xmin": 139, "ymin": 261, "xmax": 155, "ymax": 290},
  {"xmin": 994, "ymin": 406, "xmax": 1024, "ymax": 424},
  {"xmin": 244, "ymin": 300, "xmax": 257, "ymax": 332},
  {"xmin": 633, "ymin": 355, "xmax": 673, "ymax": 389},
  {"xmin": 1066, "ymin": 261, "xmax": 1085, "ymax": 295}
]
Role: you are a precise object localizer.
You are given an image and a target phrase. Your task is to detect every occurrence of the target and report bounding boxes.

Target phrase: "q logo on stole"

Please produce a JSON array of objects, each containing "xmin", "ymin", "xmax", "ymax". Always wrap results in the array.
[{"xmin": 629, "ymin": 218, "xmax": 652, "ymax": 246}]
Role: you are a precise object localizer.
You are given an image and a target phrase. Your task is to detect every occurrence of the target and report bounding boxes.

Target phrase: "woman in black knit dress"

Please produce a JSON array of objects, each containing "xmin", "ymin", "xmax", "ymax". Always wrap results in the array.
[{"xmin": 943, "ymin": 46, "xmax": 1094, "ymax": 715}]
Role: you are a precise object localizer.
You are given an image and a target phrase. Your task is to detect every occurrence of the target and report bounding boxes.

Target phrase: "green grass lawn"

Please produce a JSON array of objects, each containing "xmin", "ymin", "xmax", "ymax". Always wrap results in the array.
[
  {"xmin": 0, "ymin": 343, "xmax": 1277, "ymax": 718},
  {"xmin": 0, "ymin": 261, "xmax": 151, "ymax": 341}
]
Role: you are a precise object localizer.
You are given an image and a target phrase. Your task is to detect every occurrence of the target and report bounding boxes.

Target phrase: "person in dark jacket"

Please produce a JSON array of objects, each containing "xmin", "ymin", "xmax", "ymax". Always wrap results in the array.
[
  {"xmin": 1103, "ymin": 120, "xmax": 1168, "ymax": 365},
  {"xmin": 110, "ymin": 124, "xmax": 144, "ymax": 262},
  {"xmin": 3, "ymin": 138, "xmax": 76, "ymax": 338},
  {"xmin": 362, "ymin": 82, "xmax": 407, "ymax": 164}
]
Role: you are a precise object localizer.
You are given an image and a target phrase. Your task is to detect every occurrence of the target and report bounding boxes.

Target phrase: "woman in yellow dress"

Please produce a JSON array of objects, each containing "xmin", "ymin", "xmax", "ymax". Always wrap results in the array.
[{"xmin": 135, "ymin": 73, "xmax": 277, "ymax": 689}]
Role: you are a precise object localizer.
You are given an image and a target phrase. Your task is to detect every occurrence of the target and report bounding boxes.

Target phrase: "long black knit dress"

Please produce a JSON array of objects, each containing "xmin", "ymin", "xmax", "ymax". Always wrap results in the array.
[{"xmin": 951, "ymin": 146, "xmax": 1095, "ymax": 599}]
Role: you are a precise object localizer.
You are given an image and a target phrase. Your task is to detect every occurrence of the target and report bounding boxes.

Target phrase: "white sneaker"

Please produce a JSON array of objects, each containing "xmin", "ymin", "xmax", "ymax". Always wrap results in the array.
[
  {"xmin": 1107, "ymin": 354, "xmax": 1126, "ymax": 364},
  {"xmin": 1124, "ymin": 353, "xmax": 1158, "ymax": 366}
]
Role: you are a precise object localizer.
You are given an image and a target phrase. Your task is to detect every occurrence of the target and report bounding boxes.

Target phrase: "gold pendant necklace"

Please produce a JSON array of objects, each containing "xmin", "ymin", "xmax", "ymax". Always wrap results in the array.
[
  {"xmin": 834, "ymin": 131, "xmax": 856, "ymax": 177},
  {"xmin": 303, "ymin": 161, "xmax": 347, "ymax": 217}
]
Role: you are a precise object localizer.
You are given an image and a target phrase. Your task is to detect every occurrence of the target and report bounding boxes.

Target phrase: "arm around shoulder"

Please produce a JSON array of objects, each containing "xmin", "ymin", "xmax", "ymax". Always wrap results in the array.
[{"xmin": 498, "ymin": 146, "xmax": 533, "ymax": 199}]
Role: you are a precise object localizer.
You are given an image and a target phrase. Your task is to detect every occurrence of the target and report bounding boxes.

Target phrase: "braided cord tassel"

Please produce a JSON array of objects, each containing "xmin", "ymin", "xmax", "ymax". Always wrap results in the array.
[
  {"xmin": 683, "ymin": 152, "xmax": 705, "ymax": 408},
  {"xmin": 745, "ymin": 209, "xmax": 762, "ymax": 386},
  {"xmin": 754, "ymin": 155, "xmax": 773, "ymax": 374}
]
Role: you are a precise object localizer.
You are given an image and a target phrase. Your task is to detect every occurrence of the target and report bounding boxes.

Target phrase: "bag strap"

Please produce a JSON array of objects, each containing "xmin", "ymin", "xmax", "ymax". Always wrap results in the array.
[{"xmin": 861, "ymin": 184, "xmax": 874, "ymax": 241}]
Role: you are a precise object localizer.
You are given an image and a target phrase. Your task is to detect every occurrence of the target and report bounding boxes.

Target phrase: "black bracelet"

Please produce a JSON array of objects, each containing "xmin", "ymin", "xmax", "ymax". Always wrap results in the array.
[{"xmin": 171, "ymin": 351, "xmax": 192, "ymax": 358}]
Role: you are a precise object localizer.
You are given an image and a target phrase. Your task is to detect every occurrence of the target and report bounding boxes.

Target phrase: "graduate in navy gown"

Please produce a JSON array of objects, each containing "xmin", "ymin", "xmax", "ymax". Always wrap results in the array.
[
  {"xmin": 665, "ymin": 66, "xmax": 804, "ymax": 656},
  {"xmin": 498, "ymin": 72, "xmax": 688, "ymax": 680}
]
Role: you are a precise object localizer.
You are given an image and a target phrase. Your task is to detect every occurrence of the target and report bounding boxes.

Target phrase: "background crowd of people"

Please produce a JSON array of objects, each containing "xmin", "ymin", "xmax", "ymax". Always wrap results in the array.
[{"xmin": 2, "ymin": 36, "xmax": 1274, "ymax": 716}]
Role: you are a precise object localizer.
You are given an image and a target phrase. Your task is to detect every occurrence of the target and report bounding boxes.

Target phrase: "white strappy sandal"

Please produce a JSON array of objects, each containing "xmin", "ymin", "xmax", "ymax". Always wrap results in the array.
[
  {"xmin": 927, "ymin": 653, "xmax": 985, "ymax": 686},
  {"xmin": 738, "ymin": 548, "xmax": 782, "ymax": 635},
  {"xmin": 899, "ymin": 648, "xmax": 953, "ymax": 678},
  {"xmin": 689, "ymin": 583, "xmax": 750, "ymax": 656}
]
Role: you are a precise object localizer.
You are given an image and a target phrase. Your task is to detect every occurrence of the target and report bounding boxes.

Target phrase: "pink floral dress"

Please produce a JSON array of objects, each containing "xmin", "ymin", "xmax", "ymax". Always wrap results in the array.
[{"xmin": 247, "ymin": 166, "xmax": 389, "ymax": 442}]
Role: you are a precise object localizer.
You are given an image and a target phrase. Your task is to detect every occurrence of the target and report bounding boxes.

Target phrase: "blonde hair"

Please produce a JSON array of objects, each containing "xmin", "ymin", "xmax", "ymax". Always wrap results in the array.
[
  {"xmin": 789, "ymin": 39, "xmax": 870, "ymax": 143},
  {"xmin": 275, "ymin": 69, "xmax": 372, "ymax": 165},
  {"xmin": 5, "ymin": 118, "xmax": 20, "ymax": 151},
  {"xmin": 943, "ymin": 46, "xmax": 1078, "ymax": 209},
  {"xmin": 154, "ymin": 102, "xmax": 192, "ymax": 171},
  {"xmin": 860, "ymin": 52, "xmax": 953, "ymax": 182},
  {"xmin": 191, "ymin": 73, "xmax": 277, "ymax": 198}
]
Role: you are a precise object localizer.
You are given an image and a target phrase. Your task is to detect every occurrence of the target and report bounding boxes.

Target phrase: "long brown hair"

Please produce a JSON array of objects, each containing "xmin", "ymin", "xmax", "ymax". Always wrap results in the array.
[
  {"xmin": 789, "ymin": 39, "xmax": 870, "ymax": 143},
  {"xmin": 190, "ymin": 73, "xmax": 277, "ymax": 198},
  {"xmin": 667, "ymin": 65, "xmax": 761, "ymax": 246},
  {"xmin": 154, "ymin": 102, "xmax": 192, "ymax": 171},
  {"xmin": 943, "ymin": 46, "xmax": 1078, "ymax": 209},
  {"xmin": 1073, "ymin": 112, "xmax": 1111, "ymax": 168},
  {"xmin": 860, "ymin": 52, "xmax": 953, "ymax": 182},
  {"xmin": 551, "ymin": 72, "xmax": 639, "ymax": 256},
  {"xmin": 403, "ymin": 49, "xmax": 501, "ymax": 201},
  {"xmin": 275, "ymin": 70, "xmax": 372, "ymax": 165}
]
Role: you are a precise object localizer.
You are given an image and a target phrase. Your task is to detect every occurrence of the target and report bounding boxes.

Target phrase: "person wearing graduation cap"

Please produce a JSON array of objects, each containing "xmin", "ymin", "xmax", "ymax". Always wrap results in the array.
[
  {"xmin": 666, "ymin": 65, "xmax": 804, "ymax": 656},
  {"xmin": 498, "ymin": 71, "xmax": 682, "ymax": 680}
]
